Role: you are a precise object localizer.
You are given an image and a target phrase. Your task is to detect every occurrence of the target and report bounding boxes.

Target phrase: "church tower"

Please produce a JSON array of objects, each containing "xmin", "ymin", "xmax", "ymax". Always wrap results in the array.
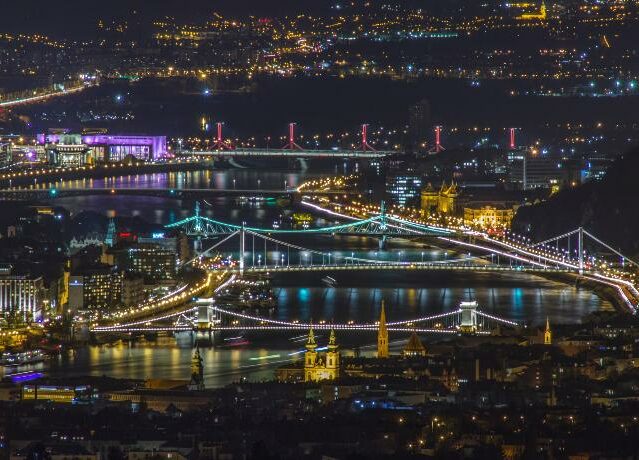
[
  {"xmin": 325, "ymin": 328, "xmax": 340, "ymax": 378},
  {"xmin": 378, "ymin": 301, "xmax": 389, "ymax": 358},
  {"xmin": 189, "ymin": 347, "xmax": 205, "ymax": 390},
  {"xmin": 544, "ymin": 317, "xmax": 552, "ymax": 345},
  {"xmin": 304, "ymin": 325, "xmax": 318, "ymax": 381}
]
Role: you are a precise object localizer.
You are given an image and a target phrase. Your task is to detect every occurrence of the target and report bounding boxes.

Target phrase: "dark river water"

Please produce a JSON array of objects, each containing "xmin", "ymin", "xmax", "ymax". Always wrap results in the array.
[{"xmin": 3, "ymin": 168, "xmax": 613, "ymax": 386}]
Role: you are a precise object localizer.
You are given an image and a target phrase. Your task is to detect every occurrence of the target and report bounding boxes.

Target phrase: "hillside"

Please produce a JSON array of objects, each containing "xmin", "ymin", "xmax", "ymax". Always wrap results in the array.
[{"xmin": 512, "ymin": 149, "xmax": 639, "ymax": 258}]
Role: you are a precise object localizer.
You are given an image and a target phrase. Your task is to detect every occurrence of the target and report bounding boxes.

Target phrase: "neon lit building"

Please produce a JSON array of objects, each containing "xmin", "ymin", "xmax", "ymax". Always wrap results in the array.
[{"xmin": 37, "ymin": 133, "xmax": 167, "ymax": 161}]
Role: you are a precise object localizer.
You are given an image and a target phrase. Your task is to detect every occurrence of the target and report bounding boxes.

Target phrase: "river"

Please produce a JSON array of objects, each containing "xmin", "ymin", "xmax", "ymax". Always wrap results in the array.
[{"xmin": 2, "ymin": 168, "xmax": 614, "ymax": 386}]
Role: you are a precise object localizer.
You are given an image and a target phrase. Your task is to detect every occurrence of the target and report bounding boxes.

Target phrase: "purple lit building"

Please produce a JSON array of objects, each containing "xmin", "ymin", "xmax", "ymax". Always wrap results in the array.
[{"xmin": 38, "ymin": 133, "xmax": 167, "ymax": 162}]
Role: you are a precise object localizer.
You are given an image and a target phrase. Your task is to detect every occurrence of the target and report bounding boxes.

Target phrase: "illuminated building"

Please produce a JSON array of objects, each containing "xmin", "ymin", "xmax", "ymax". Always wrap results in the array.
[
  {"xmin": 517, "ymin": 1, "xmax": 547, "ymax": 20},
  {"xmin": 544, "ymin": 317, "xmax": 552, "ymax": 345},
  {"xmin": 37, "ymin": 133, "xmax": 167, "ymax": 162},
  {"xmin": 507, "ymin": 151, "xmax": 561, "ymax": 190},
  {"xmin": 0, "ymin": 264, "xmax": 44, "ymax": 322},
  {"xmin": 420, "ymin": 181, "xmax": 459, "ymax": 215},
  {"xmin": 402, "ymin": 332, "xmax": 427, "ymax": 357},
  {"xmin": 21, "ymin": 385, "xmax": 85, "ymax": 403},
  {"xmin": 126, "ymin": 245, "xmax": 177, "ymax": 282},
  {"xmin": 386, "ymin": 174, "xmax": 423, "ymax": 206},
  {"xmin": 138, "ymin": 233, "xmax": 190, "ymax": 265},
  {"xmin": 304, "ymin": 327, "xmax": 340, "ymax": 382},
  {"xmin": 463, "ymin": 205, "xmax": 515, "ymax": 229},
  {"xmin": 377, "ymin": 301, "xmax": 389, "ymax": 358},
  {"xmin": 68, "ymin": 266, "xmax": 123, "ymax": 312}
]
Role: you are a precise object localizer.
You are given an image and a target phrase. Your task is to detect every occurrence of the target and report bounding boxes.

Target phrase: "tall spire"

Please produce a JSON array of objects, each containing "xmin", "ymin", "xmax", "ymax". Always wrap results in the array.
[
  {"xmin": 378, "ymin": 300, "xmax": 389, "ymax": 358},
  {"xmin": 544, "ymin": 317, "xmax": 552, "ymax": 345}
]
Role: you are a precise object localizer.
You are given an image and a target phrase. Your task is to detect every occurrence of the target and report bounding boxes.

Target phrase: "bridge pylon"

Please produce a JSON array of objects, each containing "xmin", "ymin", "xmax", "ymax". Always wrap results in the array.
[
  {"xmin": 459, "ymin": 301, "xmax": 479, "ymax": 334},
  {"xmin": 240, "ymin": 222, "xmax": 246, "ymax": 276},
  {"xmin": 378, "ymin": 200, "xmax": 387, "ymax": 250}
]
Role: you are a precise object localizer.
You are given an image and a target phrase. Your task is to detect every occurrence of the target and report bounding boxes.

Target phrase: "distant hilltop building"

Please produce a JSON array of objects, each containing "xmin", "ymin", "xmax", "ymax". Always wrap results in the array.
[{"xmin": 421, "ymin": 181, "xmax": 459, "ymax": 215}]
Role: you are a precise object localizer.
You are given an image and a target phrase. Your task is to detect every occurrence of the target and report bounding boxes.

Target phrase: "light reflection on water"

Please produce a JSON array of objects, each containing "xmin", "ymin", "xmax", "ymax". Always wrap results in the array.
[{"xmin": 14, "ymin": 271, "xmax": 611, "ymax": 388}]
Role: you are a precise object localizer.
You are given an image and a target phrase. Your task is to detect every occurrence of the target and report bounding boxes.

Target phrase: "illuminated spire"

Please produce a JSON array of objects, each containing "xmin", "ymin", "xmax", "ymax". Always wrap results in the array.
[
  {"xmin": 378, "ymin": 300, "xmax": 389, "ymax": 358},
  {"xmin": 328, "ymin": 328, "xmax": 338, "ymax": 352},
  {"xmin": 544, "ymin": 317, "xmax": 552, "ymax": 345},
  {"xmin": 306, "ymin": 324, "xmax": 317, "ymax": 351}
]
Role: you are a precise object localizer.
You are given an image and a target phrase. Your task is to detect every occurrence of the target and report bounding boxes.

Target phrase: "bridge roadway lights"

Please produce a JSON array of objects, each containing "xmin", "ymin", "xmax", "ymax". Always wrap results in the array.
[{"xmin": 236, "ymin": 264, "xmax": 569, "ymax": 274}]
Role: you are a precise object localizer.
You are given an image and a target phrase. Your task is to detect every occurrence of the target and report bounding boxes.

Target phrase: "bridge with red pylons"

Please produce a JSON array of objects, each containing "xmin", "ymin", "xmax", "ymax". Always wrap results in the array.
[{"xmin": 181, "ymin": 122, "xmax": 396, "ymax": 159}]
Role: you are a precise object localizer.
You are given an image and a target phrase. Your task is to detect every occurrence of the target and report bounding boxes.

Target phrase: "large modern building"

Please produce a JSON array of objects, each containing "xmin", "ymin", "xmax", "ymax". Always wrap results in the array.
[
  {"xmin": 386, "ymin": 174, "xmax": 423, "ymax": 206},
  {"xmin": 37, "ymin": 132, "xmax": 167, "ymax": 162},
  {"xmin": 126, "ymin": 245, "xmax": 177, "ymax": 283},
  {"xmin": 507, "ymin": 150, "xmax": 563, "ymax": 190},
  {"xmin": 0, "ymin": 264, "xmax": 45, "ymax": 322}
]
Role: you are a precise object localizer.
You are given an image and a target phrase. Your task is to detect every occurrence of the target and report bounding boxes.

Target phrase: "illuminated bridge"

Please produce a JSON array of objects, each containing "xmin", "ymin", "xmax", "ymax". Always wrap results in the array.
[
  {"xmin": 90, "ymin": 203, "xmax": 639, "ymax": 333},
  {"xmin": 184, "ymin": 148, "xmax": 393, "ymax": 160},
  {"xmin": 163, "ymin": 202, "xmax": 639, "ymax": 312},
  {"xmin": 91, "ymin": 298, "xmax": 520, "ymax": 335}
]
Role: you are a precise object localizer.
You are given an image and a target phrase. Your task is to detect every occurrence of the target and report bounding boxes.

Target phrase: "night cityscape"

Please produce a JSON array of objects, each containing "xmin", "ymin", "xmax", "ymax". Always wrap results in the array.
[{"xmin": 1, "ymin": 0, "xmax": 639, "ymax": 459}]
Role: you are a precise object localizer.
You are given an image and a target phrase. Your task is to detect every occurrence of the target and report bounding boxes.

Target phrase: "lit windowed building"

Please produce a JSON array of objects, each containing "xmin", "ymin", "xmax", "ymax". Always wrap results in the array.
[
  {"xmin": 127, "ymin": 245, "xmax": 177, "ymax": 283},
  {"xmin": 0, "ymin": 265, "xmax": 44, "ymax": 322},
  {"xmin": 386, "ymin": 175, "xmax": 423, "ymax": 206},
  {"xmin": 463, "ymin": 205, "xmax": 515, "ymax": 229},
  {"xmin": 68, "ymin": 267, "xmax": 123, "ymax": 312}
]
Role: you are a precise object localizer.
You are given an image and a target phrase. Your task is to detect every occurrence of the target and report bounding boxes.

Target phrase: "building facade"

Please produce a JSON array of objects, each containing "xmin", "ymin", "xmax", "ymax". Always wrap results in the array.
[
  {"xmin": 68, "ymin": 267, "xmax": 123, "ymax": 312},
  {"xmin": 463, "ymin": 205, "xmax": 515, "ymax": 229},
  {"xmin": 0, "ymin": 265, "xmax": 44, "ymax": 322},
  {"xmin": 421, "ymin": 182, "xmax": 459, "ymax": 215},
  {"xmin": 304, "ymin": 327, "xmax": 340, "ymax": 382},
  {"xmin": 386, "ymin": 175, "xmax": 423, "ymax": 206}
]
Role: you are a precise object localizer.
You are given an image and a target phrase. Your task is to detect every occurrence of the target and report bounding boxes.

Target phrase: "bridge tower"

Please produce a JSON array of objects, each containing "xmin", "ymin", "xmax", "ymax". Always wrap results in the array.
[
  {"xmin": 239, "ymin": 222, "xmax": 246, "ymax": 276},
  {"xmin": 379, "ymin": 200, "xmax": 387, "ymax": 250},
  {"xmin": 459, "ymin": 301, "xmax": 479, "ymax": 334},
  {"xmin": 283, "ymin": 122, "xmax": 303, "ymax": 150},
  {"xmin": 509, "ymin": 127, "xmax": 517, "ymax": 150},
  {"xmin": 578, "ymin": 226, "xmax": 584, "ymax": 275},
  {"xmin": 193, "ymin": 201, "xmax": 203, "ymax": 254},
  {"xmin": 212, "ymin": 122, "xmax": 233, "ymax": 150},
  {"xmin": 360, "ymin": 124, "xmax": 376, "ymax": 151},
  {"xmin": 428, "ymin": 126, "xmax": 445, "ymax": 154},
  {"xmin": 197, "ymin": 302, "xmax": 212, "ymax": 331}
]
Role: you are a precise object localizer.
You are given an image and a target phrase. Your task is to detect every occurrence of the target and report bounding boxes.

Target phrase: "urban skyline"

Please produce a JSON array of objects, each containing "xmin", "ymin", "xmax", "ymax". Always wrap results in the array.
[{"xmin": 1, "ymin": 1, "xmax": 639, "ymax": 459}]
